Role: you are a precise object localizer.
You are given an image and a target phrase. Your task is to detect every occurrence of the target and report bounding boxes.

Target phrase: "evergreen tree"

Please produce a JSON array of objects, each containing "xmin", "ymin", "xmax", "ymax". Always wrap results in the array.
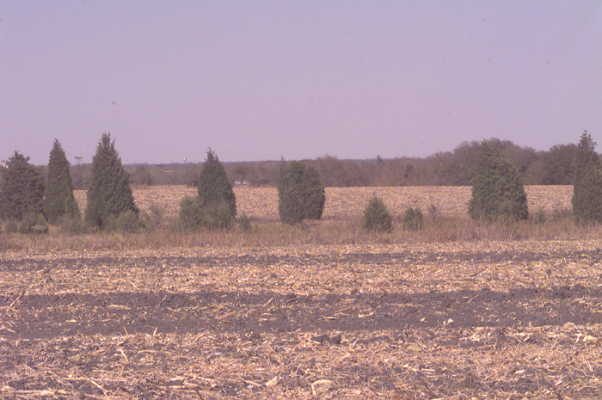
[
  {"xmin": 178, "ymin": 149, "xmax": 235, "ymax": 231},
  {"xmin": 300, "ymin": 166, "xmax": 325, "ymax": 220},
  {"xmin": 85, "ymin": 133, "xmax": 138, "ymax": 228},
  {"xmin": 278, "ymin": 161, "xmax": 326, "ymax": 224},
  {"xmin": 572, "ymin": 131, "xmax": 602, "ymax": 222},
  {"xmin": 0, "ymin": 164, "xmax": 6, "ymax": 187},
  {"xmin": 402, "ymin": 207, "xmax": 424, "ymax": 231},
  {"xmin": 198, "ymin": 149, "xmax": 236, "ymax": 217},
  {"xmin": 0, "ymin": 152, "xmax": 45, "ymax": 221},
  {"xmin": 469, "ymin": 142, "xmax": 528, "ymax": 221},
  {"xmin": 363, "ymin": 195, "xmax": 393, "ymax": 232},
  {"xmin": 43, "ymin": 139, "xmax": 80, "ymax": 223},
  {"xmin": 278, "ymin": 162, "xmax": 306, "ymax": 224}
]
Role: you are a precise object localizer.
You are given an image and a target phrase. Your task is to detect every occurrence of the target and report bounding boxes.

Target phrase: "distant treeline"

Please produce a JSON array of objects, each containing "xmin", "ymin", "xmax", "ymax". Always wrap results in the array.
[{"xmin": 62, "ymin": 138, "xmax": 577, "ymax": 188}]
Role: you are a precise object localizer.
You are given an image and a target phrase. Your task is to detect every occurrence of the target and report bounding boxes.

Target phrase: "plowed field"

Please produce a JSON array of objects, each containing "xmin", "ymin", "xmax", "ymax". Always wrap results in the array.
[
  {"xmin": 74, "ymin": 185, "xmax": 573, "ymax": 220},
  {"xmin": 2, "ymin": 240, "xmax": 601, "ymax": 398}
]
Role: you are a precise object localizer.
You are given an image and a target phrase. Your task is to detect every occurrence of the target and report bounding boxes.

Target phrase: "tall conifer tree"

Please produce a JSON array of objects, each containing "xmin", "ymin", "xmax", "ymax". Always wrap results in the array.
[
  {"xmin": 469, "ymin": 142, "xmax": 528, "ymax": 221},
  {"xmin": 198, "ymin": 149, "xmax": 236, "ymax": 217},
  {"xmin": 85, "ymin": 133, "xmax": 138, "ymax": 228},
  {"xmin": 572, "ymin": 131, "xmax": 602, "ymax": 222},
  {"xmin": 278, "ymin": 161, "xmax": 326, "ymax": 224},
  {"xmin": 44, "ymin": 139, "xmax": 80, "ymax": 223},
  {"xmin": 0, "ymin": 152, "xmax": 45, "ymax": 221},
  {"xmin": 178, "ymin": 149, "xmax": 236, "ymax": 231},
  {"xmin": 302, "ymin": 166, "xmax": 326, "ymax": 220}
]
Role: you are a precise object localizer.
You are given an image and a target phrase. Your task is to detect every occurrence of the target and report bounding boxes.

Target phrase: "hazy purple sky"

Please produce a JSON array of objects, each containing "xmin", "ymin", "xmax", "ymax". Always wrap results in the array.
[{"xmin": 1, "ymin": 1, "xmax": 601, "ymax": 164}]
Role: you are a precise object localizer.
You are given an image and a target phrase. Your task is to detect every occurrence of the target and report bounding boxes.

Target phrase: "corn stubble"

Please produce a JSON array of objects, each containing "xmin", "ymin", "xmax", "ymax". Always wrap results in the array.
[{"xmin": 2, "ymin": 185, "xmax": 601, "ymax": 398}]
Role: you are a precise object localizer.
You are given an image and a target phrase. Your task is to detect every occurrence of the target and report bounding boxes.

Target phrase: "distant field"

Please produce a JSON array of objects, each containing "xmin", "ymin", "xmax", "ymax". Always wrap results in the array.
[{"xmin": 75, "ymin": 185, "xmax": 573, "ymax": 220}]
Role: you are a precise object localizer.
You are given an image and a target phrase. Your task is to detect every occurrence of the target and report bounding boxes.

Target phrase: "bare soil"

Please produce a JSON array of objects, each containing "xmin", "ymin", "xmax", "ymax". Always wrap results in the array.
[{"xmin": 1, "ymin": 240, "xmax": 601, "ymax": 398}]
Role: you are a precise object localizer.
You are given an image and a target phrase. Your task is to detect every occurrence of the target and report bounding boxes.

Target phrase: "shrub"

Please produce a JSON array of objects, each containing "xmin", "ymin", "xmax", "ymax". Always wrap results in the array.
[
  {"xmin": 178, "ymin": 195, "xmax": 233, "ymax": 231},
  {"xmin": 278, "ymin": 161, "xmax": 325, "ymax": 224},
  {"xmin": 572, "ymin": 131, "xmax": 602, "ymax": 223},
  {"xmin": 105, "ymin": 210, "xmax": 145, "ymax": 233},
  {"xmin": 85, "ymin": 133, "xmax": 139, "ymax": 229},
  {"xmin": 363, "ymin": 195, "xmax": 393, "ymax": 232},
  {"xmin": 238, "ymin": 213, "xmax": 253, "ymax": 232},
  {"xmin": 141, "ymin": 203, "xmax": 166, "ymax": 230},
  {"xmin": 403, "ymin": 207, "xmax": 424, "ymax": 231},
  {"xmin": 532, "ymin": 208, "xmax": 546, "ymax": 224},
  {"xmin": 43, "ymin": 139, "xmax": 80, "ymax": 224},
  {"xmin": 427, "ymin": 204, "xmax": 439, "ymax": 221},
  {"xmin": 0, "ymin": 152, "xmax": 45, "ymax": 221},
  {"xmin": 18, "ymin": 213, "xmax": 48, "ymax": 234},
  {"xmin": 198, "ymin": 202, "xmax": 234, "ymax": 230},
  {"xmin": 469, "ymin": 142, "xmax": 528, "ymax": 222},
  {"xmin": 58, "ymin": 215, "xmax": 88, "ymax": 235},
  {"xmin": 178, "ymin": 196, "xmax": 204, "ymax": 231},
  {"xmin": 550, "ymin": 208, "xmax": 573, "ymax": 221},
  {"xmin": 5, "ymin": 220, "xmax": 18, "ymax": 234}
]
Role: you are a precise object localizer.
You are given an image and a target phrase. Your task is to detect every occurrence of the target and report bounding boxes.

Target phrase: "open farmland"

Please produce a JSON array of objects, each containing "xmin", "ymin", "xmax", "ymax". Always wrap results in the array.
[
  {"xmin": 1, "ymin": 240, "xmax": 602, "ymax": 398},
  {"xmin": 74, "ymin": 185, "xmax": 574, "ymax": 220},
  {"xmin": 3, "ymin": 184, "xmax": 600, "ymax": 399}
]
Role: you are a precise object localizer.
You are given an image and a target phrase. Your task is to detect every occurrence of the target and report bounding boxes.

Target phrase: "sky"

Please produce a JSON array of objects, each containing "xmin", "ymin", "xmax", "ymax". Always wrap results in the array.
[{"xmin": 1, "ymin": 1, "xmax": 601, "ymax": 164}]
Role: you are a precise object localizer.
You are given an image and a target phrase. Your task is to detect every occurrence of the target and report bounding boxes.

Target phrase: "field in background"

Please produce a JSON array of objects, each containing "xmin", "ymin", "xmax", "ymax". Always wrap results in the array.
[{"xmin": 74, "ymin": 185, "xmax": 574, "ymax": 220}]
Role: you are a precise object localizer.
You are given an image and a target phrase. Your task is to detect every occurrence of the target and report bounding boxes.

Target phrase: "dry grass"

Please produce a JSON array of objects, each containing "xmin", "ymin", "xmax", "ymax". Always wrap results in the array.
[{"xmin": 5, "ymin": 214, "xmax": 602, "ymax": 254}]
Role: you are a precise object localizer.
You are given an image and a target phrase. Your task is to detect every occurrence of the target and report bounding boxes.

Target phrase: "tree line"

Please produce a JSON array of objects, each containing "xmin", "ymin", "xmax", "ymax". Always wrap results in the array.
[
  {"xmin": 0, "ymin": 131, "xmax": 600, "ymax": 235},
  {"xmin": 0, "ymin": 133, "xmax": 325, "ymax": 233},
  {"xmin": 59, "ymin": 137, "xmax": 578, "ymax": 189}
]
